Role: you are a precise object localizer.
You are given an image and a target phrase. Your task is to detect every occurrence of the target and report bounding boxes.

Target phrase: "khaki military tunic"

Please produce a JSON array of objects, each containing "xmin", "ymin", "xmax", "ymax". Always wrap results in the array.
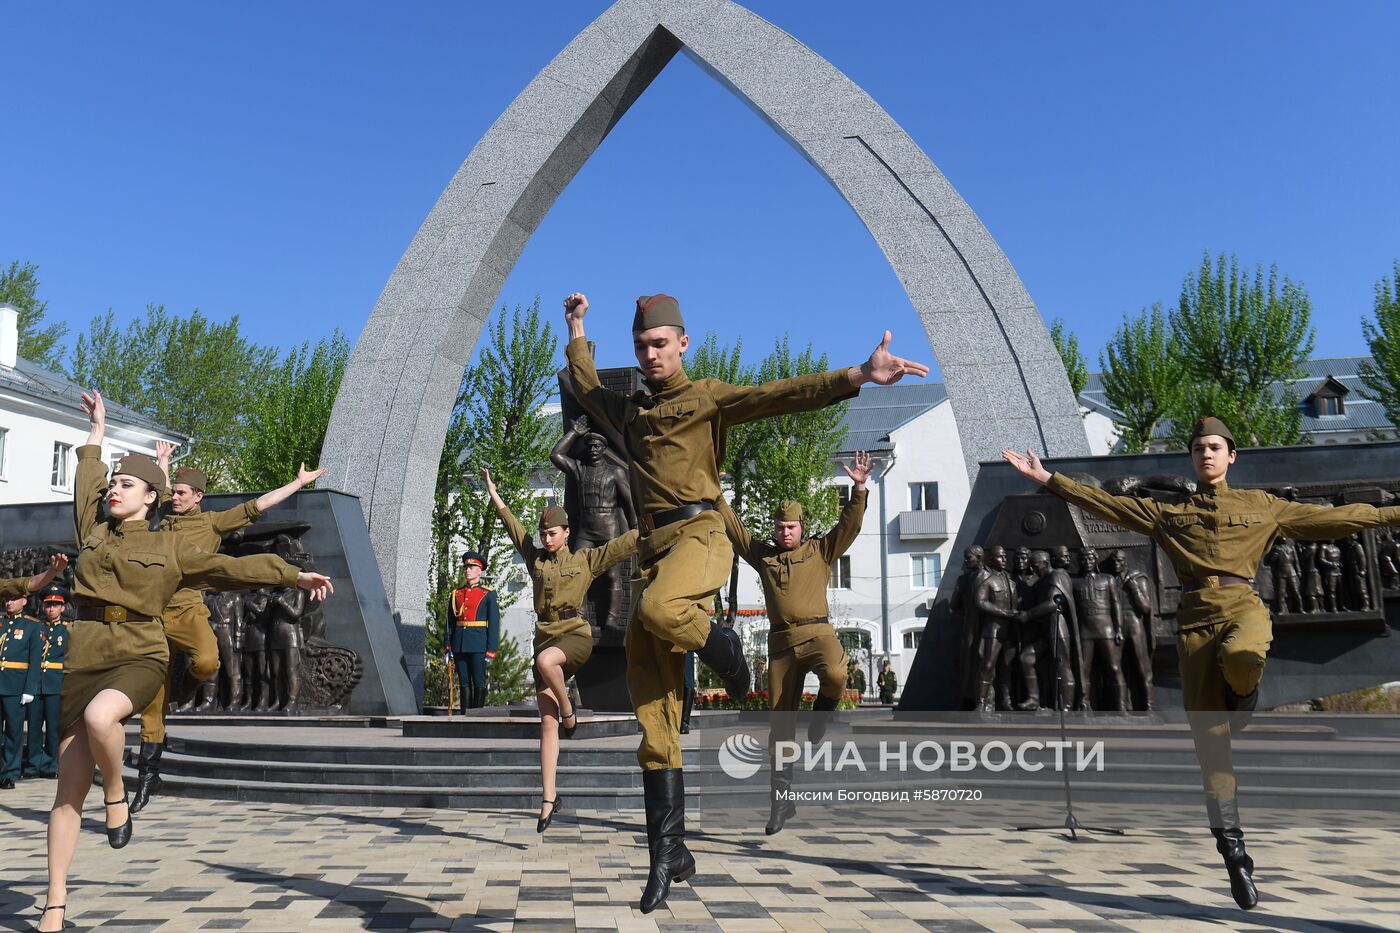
[
  {"xmin": 567, "ymin": 336, "xmax": 857, "ymax": 770},
  {"xmin": 1047, "ymin": 471, "xmax": 1400, "ymax": 799},
  {"xmin": 63, "ymin": 445, "xmax": 300, "ymax": 733},
  {"xmin": 497, "ymin": 503, "xmax": 638, "ymax": 688},
  {"xmin": 716, "ymin": 490, "xmax": 867, "ymax": 708}
]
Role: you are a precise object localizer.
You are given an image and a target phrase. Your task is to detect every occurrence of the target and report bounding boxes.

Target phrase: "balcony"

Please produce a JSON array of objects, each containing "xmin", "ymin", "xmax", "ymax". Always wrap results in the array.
[{"xmin": 897, "ymin": 509, "xmax": 948, "ymax": 541}]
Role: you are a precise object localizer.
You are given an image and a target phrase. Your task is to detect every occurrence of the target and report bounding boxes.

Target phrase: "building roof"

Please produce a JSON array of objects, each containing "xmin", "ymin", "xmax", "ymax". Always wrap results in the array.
[
  {"xmin": 1081, "ymin": 355, "xmax": 1394, "ymax": 439},
  {"xmin": 0, "ymin": 357, "xmax": 186, "ymax": 439},
  {"xmin": 835, "ymin": 382, "xmax": 948, "ymax": 454}
]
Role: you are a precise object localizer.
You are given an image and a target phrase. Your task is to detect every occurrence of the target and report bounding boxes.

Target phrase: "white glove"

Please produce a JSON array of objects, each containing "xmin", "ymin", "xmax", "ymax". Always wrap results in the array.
[{"xmin": 21, "ymin": 693, "xmax": 34, "ymax": 705}]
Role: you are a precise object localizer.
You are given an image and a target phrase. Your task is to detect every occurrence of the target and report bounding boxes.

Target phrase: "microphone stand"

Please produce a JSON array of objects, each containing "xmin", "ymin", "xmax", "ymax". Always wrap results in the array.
[{"xmin": 1016, "ymin": 592, "xmax": 1124, "ymax": 840}]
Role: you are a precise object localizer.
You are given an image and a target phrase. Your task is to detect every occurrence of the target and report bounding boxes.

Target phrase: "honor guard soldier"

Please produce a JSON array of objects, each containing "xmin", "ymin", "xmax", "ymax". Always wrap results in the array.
[
  {"xmin": 1, "ymin": 591, "xmax": 43, "ymax": 788},
  {"xmin": 716, "ymin": 450, "xmax": 871, "ymax": 835},
  {"xmin": 130, "ymin": 446, "xmax": 327, "ymax": 813},
  {"xmin": 564, "ymin": 290, "xmax": 926, "ymax": 911},
  {"xmin": 26, "ymin": 585, "xmax": 69, "ymax": 778},
  {"xmin": 449, "ymin": 552, "xmax": 500, "ymax": 709},
  {"xmin": 1004, "ymin": 416, "xmax": 1400, "ymax": 911}
]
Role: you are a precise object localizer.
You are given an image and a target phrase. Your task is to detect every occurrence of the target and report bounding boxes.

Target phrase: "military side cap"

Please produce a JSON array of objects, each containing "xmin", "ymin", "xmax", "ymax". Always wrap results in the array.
[
  {"xmin": 41, "ymin": 584, "xmax": 66, "ymax": 604},
  {"xmin": 772, "ymin": 500, "xmax": 804, "ymax": 522},
  {"xmin": 1189, "ymin": 416, "xmax": 1236, "ymax": 449},
  {"xmin": 631, "ymin": 294, "xmax": 685, "ymax": 333},
  {"xmin": 538, "ymin": 505, "xmax": 569, "ymax": 530},
  {"xmin": 112, "ymin": 454, "xmax": 167, "ymax": 492},
  {"xmin": 173, "ymin": 466, "xmax": 208, "ymax": 492},
  {"xmin": 462, "ymin": 552, "xmax": 486, "ymax": 570}
]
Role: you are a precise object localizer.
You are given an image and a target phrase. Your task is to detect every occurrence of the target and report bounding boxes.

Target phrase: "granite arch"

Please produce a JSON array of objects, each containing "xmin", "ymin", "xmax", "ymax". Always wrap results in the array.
[{"xmin": 320, "ymin": 0, "xmax": 1090, "ymax": 692}]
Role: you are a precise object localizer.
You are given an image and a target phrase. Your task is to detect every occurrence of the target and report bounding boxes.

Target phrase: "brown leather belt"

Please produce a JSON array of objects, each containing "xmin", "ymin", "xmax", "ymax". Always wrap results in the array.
[
  {"xmin": 788, "ymin": 617, "xmax": 830, "ymax": 627},
  {"xmin": 1181, "ymin": 575, "xmax": 1251, "ymax": 593},
  {"xmin": 73, "ymin": 600, "xmax": 153, "ymax": 623},
  {"xmin": 541, "ymin": 608, "xmax": 580, "ymax": 623},
  {"xmin": 642, "ymin": 501, "xmax": 715, "ymax": 534}
]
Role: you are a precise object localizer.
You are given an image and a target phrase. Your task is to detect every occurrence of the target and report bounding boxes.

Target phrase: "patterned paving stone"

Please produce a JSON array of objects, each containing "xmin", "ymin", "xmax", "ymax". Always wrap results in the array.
[{"xmin": 2, "ymin": 780, "xmax": 1398, "ymax": 931}]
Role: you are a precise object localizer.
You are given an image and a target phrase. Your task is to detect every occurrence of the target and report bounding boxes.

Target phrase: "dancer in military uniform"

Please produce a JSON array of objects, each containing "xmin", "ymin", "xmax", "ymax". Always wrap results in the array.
[
  {"xmin": 564, "ymin": 290, "xmax": 925, "ymax": 910},
  {"xmin": 716, "ymin": 450, "xmax": 870, "ymax": 835},
  {"xmin": 483, "ymin": 467, "xmax": 638, "ymax": 832},
  {"xmin": 1003, "ymin": 416, "xmax": 1400, "ymax": 911},
  {"xmin": 124, "ymin": 445, "xmax": 328, "ymax": 812},
  {"xmin": 36, "ymin": 391, "xmax": 333, "ymax": 933},
  {"xmin": 447, "ymin": 551, "xmax": 499, "ymax": 710},
  {"xmin": 26, "ymin": 585, "xmax": 69, "ymax": 779},
  {"xmin": 2, "ymin": 591, "xmax": 44, "ymax": 788}
]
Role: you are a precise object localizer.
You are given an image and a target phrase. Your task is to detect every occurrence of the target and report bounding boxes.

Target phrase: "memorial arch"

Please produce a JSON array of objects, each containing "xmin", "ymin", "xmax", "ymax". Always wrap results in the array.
[{"xmin": 320, "ymin": 0, "xmax": 1090, "ymax": 688}]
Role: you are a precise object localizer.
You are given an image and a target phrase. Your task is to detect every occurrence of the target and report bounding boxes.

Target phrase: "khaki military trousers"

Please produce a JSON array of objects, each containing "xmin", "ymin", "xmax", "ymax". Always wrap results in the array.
[
  {"xmin": 767, "ymin": 625, "xmax": 848, "ymax": 753},
  {"xmin": 1176, "ymin": 584, "xmax": 1272, "ymax": 801},
  {"xmin": 626, "ymin": 514, "xmax": 733, "ymax": 770},
  {"xmin": 139, "ymin": 602, "xmax": 219, "ymax": 743}
]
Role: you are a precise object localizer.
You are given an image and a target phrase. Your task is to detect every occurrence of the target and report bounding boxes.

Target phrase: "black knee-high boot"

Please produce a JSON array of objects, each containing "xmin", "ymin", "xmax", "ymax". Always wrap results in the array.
[
  {"xmin": 130, "ymin": 741, "xmax": 164, "ymax": 813},
  {"xmin": 696, "ymin": 621, "xmax": 750, "ymax": 700},
  {"xmin": 765, "ymin": 767, "xmax": 797, "ymax": 835},
  {"xmin": 679, "ymin": 688, "xmax": 694, "ymax": 735},
  {"xmin": 639, "ymin": 768, "xmax": 696, "ymax": 913},
  {"xmin": 1208, "ymin": 797, "xmax": 1258, "ymax": 910},
  {"xmin": 808, "ymin": 693, "xmax": 839, "ymax": 744}
]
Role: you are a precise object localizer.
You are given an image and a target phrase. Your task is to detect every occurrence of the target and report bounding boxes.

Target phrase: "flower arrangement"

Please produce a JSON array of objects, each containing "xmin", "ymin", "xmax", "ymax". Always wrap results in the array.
[{"xmin": 694, "ymin": 689, "xmax": 861, "ymax": 711}]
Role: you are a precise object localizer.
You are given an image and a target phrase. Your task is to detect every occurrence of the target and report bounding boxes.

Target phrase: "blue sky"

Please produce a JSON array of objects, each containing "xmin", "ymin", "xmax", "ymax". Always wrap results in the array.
[{"xmin": 4, "ymin": 1, "xmax": 1398, "ymax": 377}]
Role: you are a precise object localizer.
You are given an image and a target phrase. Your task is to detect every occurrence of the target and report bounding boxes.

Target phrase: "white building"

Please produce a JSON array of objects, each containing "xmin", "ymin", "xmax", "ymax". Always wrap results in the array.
[{"xmin": 0, "ymin": 305, "xmax": 185, "ymax": 504}]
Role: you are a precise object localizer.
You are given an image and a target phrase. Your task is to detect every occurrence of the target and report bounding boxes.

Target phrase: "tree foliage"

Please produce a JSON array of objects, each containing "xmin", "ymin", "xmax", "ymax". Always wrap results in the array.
[
  {"xmin": 68, "ymin": 305, "xmax": 276, "ymax": 488},
  {"xmin": 1050, "ymin": 318, "xmax": 1088, "ymax": 398},
  {"xmin": 230, "ymin": 331, "xmax": 350, "ymax": 489},
  {"xmin": 1357, "ymin": 261, "xmax": 1400, "ymax": 438},
  {"xmin": 0, "ymin": 260, "xmax": 68, "ymax": 371},
  {"xmin": 1098, "ymin": 303, "xmax": 1184, "ymax": 453},
  {"xmin": 425, "ymin": 298, "xmax": 559, "ymax": 657},
  {"xmin": 1164, "ymin": 252, "xmax": 1314, "ymax": 449}
]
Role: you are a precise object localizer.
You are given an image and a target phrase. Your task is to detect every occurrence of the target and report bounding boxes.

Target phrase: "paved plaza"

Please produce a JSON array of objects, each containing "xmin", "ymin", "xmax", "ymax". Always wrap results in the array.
[{"xmin": 3, "ymin": 778, "xmax": 1399, "ymax": 932}]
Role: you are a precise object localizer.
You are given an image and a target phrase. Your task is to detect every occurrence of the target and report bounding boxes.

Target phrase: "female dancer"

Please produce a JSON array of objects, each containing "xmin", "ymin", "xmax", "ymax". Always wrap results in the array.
[
  {"xmin": 481, "ymin": 466, "xmax": 637, "ymax": 832},
  {"xmin": 1003, "ymin": 416, "xmax": 1400, "ymax": 911},
  {"xmin": 38, "ymin": 391, "xmax": 333, "ymax": 932}
]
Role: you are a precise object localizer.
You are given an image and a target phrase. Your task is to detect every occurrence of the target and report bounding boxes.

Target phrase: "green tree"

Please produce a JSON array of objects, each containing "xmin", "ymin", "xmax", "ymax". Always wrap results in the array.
[
  {"xmin": 1098, "ymin": 303, "xmax": 1185, "ymax": 453},
  {"xmin": 425, "ymin": 298, "xmax": 559, "ymax": 660},
  {"xmin": 0, "ymin": 260, "xmax": 68, "ymax": 371},
  {"xmin": 230, "ymin": 331, "xmax": 350, "ymax": 489},
  {"xmin": 1358, "ymin": 261, "xmax": 1400, "ymax": 439},
  {"xmin": 68, "ymin": 305, "xmax": 276, "ymax": 488},
  {"xmin": 1050, "ymin": 318, "xmax": 1088, "ymax": 398},
  {"xmin": 1165, "ymin": 252, "xmax": 1315, "ymax": 448}
]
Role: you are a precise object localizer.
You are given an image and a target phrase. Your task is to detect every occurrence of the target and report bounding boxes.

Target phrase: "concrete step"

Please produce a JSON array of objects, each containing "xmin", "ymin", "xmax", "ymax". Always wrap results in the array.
[{"xmin": 160, "ymin": 736, "xmax": 675, "ymax": 769}]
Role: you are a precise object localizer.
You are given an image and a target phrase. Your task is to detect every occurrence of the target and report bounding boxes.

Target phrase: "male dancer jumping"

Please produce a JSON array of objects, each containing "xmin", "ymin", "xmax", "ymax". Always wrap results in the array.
[{"xmin": 565, "ymin": 291, "xmax": 926, "ymax": 911}]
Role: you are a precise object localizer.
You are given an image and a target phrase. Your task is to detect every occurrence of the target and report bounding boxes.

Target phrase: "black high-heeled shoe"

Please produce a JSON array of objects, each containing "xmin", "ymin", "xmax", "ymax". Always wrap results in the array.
[
  {"xmin": 537, "ymin": 796, "xmax": 563, "ymax": 833},
  {"xmin": 38, "ymin": 902, "xmax": 67, "ymax": 931},
  {"xmin": 560, "ymin": 706, "xmax": 578, "ymax": 739},
  {"xmin": 105, "ymin": 791, "xmax": 133, "ymax": 849}
]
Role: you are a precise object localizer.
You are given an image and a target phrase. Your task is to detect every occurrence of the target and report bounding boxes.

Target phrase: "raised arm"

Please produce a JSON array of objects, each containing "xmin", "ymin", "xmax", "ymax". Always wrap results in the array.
[
  {"xmin": 563, "ymin": 293, "xmax": 629, "ymax": 436},
  {"xmin": 549, "ymin": 415, "xmax": 587, "ymax": 475},
  {"xmin": 177, "ymin": 547, "xmax": 332, "ymax": 602},
  {"xmin": 0, "ymin": 554, "xmax": 70, "ymax": 599},
  {"xmin": 252, "ymin": 463, "xmax": 327, "ymax": 516},
  {"xmin": 714, "ymin": 495, "xmax": 757, "ymax": 566},
  {"xmin": 1001, "ymin": 448, "xmax": 1161, "ymax": 536},
  {"xmin": 583, "ymin": 528, "xmax": 640, "ymax": 578},
  {"xmin": 818, "ymin": 451, "xmax": 872, "ymax": 564},
  {"xmin": 482, "ymin": 466, "xmax": 536, "ymax": 562},
  {"xmin": 74, "ymin": 392, "xmax": 108, "ymax": 542},
  {"xmin": 1271, "ymin": 495, "xmax": 1400, "ymax": 541}
]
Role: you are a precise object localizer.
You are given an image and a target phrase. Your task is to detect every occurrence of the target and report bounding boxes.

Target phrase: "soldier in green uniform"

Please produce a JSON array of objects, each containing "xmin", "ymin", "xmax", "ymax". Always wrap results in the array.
[
  {"xmin": 26, "ymin": 585, "xmax": 70, "ymax": 778},
  {"xmin": 877, "ymin": 660, "xmax": 898, "ymax": 704},
  {"xmin": 483, "ymin": 467, "xmax": 638, "ymax": 832},
  {"xmin": 563, "ymin": 290, "xmax": 926, "ymax": 911},
  {"xmin": 1003, "ymin": 416, "xmax": 1400, "ymax": 911},
  {"xmin": 716, "ymin": 450, "xmax": 871, "ymax": 835},
  {"xmin": 36, "ymin": 391, "xmax": 334, "ymax": 933},
  {"xmin": 2, "ymin": 591, "xmax": 44, "ymax": 788},
  {"xmin": 124, "ymin": 443, "xmax": 328, "ymax": 812}
]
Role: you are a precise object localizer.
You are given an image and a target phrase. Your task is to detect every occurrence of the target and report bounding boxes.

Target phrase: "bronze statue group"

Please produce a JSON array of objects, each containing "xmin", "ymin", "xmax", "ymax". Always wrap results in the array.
[{"xmin": 12, "ymin": 293, "xmax": 1394, "ymax": 928}]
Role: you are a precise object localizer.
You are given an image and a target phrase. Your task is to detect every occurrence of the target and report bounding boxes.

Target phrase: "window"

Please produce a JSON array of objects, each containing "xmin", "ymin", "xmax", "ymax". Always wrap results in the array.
[
  {"xmin": 911, "ymin": 553, "xmax": 941, "ymax": 589},
  {"xmin": 52, "ymin": 442, "xmax": 72, "ymax": 489},
  {"xmin": 838, "ymin": 628, "xmax": 872, "ymax": 654},
  {"xmin": 1317, "ymin": 396, "xmax": 1344, "ymax": 416},
  {"xmin": 909, "ymin": 482, "xmax": 939, "ymax": 511},
  {"xmin": 0, "ymin": 427, "xmax": 7, "ymax": 479},
  {"xmin": 902, "ymin": 630, "xmax": 922, "ymax": 650},
  {"xmin": 837, "ymin": 484, "xmax": 851, "ymax": 507},
  {"xmin": 829, "ymin": 555, "xmax": 851, "ymax": 589}
]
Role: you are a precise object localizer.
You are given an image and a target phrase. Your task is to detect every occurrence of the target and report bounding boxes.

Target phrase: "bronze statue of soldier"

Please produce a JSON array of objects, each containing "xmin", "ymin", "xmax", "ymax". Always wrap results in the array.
[
  {"xmin": 1268, "ymin": 538, "xmax": 1303, "ymax": 614},
  {"xmin": 1343, "ymin": 534, "xmax": 1370, "ymax": 611},
  {"xmin": 266, "ymin": 586, "xmax": 308, "ymax": 711},
  {"xmin": 1073, "ymin": 547, "xmax": 1129, "ymax": 711},
  {"xmin": 550, "ymin": 414, "xmax": 638, "ymax": 635},
  {"xmin": 206, "ymin": 591, "xmax": 245, "ymax": 709},
  {"xmin": 1319, "ymin": 541, "xmax": 1343, "ymax": 612},
  {"xmin": 1020, "ymin": 549, "xmax": 1079, "ymax": 711},
  {"xmin": 949, "ymin": 546, "xmax": 987, "ymax": 709},
  {"xmin": 972, "ymin": 546, "xmax": 1019, "ymax": 713},
  {"xmin": 1106, "ymin": 549, "xmax": 1154, "ymax": 711}
]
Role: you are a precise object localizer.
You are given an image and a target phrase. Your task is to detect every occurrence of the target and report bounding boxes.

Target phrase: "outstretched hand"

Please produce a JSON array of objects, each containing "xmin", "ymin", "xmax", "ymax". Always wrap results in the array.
[
  {"xmin": 480, "ymin": 466, "xmax": 501, "ymax": 503},
  {"xmin": 26, "ymin": 553, "xmax": 69, "ymax": 593},
  {"xmin": 857, "ymin": 331, "xmax": 930, "ymax": 386},
  {"xmin": 154, "ymin": 440, "xmax": 176, "ymax": 467},
  {"xmin": 296, "ymin": 572, "xmax": 334, "ymax": 602},
  {"xmin": 80, "ymin": 389, "xmax": 106, "ymax": 437},
  {"xmin": 1000, "ymin": 448, "xmax": 1052, "ymax": 485},
  {"xmin": 841, "ymin": 450, "xmax": 873, "ymax": 490},
  {"xmin": 297, "ymin": 463, "xmax": 327, "ymax": 487}
]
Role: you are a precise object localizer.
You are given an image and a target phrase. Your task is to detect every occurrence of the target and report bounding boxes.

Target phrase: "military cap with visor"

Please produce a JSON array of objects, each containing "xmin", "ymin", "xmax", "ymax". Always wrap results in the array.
[
  {"xmin": 41, "ymin": 584, "xmax": 67, "ymax": 604},
  {"xmin": 462, "ymin": 552, "xmax": 486, "ymax": 570},
  {"xmin": 1189, "ymin": 416, "xmax": 1236, "ymax": 451},
  {"xmin": 631, "ymin": 294, "xmax": 685, "ymax": 333}
]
